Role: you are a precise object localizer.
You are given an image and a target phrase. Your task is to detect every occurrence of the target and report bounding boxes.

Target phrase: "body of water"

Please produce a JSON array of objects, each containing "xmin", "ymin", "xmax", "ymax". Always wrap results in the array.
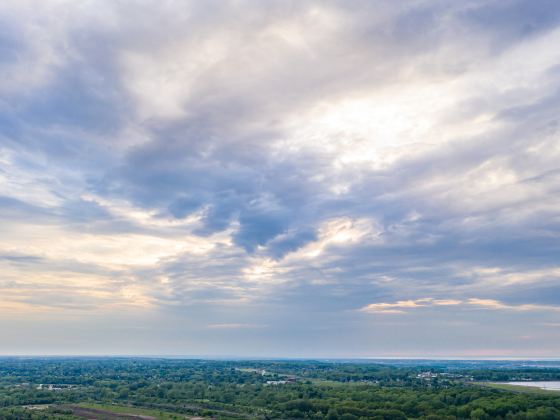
[{"xmin": 505, "ymin": 381, "xmax": 560, "ymax": 391}]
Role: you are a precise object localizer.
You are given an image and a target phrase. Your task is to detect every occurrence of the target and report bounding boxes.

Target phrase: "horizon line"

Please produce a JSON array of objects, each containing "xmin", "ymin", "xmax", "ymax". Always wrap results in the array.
[{"xmin": 0, "ymin": 355, "xmax": 559, "ymax": 361}]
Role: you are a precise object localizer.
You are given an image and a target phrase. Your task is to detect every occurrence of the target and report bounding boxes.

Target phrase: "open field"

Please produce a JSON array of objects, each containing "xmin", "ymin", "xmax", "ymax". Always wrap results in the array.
[{"xmin": 68, "ymin": 403, "xmax": 186, "ymax": 419}]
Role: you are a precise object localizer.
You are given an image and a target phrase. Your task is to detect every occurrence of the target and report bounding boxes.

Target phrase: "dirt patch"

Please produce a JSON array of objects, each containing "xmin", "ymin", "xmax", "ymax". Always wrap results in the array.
[{"xmin": 66, "ymin": 405, "xmax": 156, "ymax": 419}]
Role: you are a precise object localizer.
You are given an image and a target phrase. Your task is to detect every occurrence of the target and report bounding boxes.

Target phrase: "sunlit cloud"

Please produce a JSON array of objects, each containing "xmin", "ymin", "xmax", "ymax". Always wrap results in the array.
[
  {"xmin": 361, "ymin": 298, "xmax": 560, "ymax": 314},
  {"xmin": 361, "ymin": 298, "xmax": 462, "ymax": 314}
]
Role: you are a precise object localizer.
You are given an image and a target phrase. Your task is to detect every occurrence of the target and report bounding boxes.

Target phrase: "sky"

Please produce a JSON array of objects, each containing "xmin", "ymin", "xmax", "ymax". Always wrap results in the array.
[{"xmin": 1, "ymin": 0, "xmax": 560, "ymax": 358}]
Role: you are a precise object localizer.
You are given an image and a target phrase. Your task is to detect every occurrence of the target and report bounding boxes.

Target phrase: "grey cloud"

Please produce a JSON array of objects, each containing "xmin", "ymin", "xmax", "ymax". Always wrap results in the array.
[{"xmin": 2, "ymin": 0, "xmax": 560, "ymax": 355}]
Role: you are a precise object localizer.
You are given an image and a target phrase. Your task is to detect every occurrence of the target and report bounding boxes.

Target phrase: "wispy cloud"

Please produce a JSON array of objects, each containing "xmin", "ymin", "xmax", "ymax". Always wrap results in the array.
[
  {"xmin": 361, "ymin": 298, "xmax": 462, "ymax": 314},
  {"xmin": 207, "ymin": 323, "xmax": 267, "ymax": 329},
  {"xmin": 361, "ymin": 298, "xmax": 560, "ymax": 314}
]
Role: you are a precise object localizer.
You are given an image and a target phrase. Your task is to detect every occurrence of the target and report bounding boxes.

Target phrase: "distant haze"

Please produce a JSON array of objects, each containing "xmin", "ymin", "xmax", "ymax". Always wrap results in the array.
[{"xmin": 1, "ymin": 0, "xmax": 560, "ymax": 357}]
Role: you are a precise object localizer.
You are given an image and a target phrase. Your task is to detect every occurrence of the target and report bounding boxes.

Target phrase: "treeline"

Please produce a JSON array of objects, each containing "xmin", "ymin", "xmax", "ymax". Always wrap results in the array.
[{"xmin": 1, "ymin": 358, "xmax": 560, "ymax": 419}]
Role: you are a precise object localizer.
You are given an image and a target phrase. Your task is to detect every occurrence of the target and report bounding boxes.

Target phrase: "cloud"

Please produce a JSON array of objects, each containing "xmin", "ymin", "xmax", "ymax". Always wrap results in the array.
[
  {"xmin": 361, "ymin": 297, "xmax": 560, "ymax": 314},
  {"xmin": 361, "ymin": 298, "xmax": 462, "ymax": 314},
  {"xmin": 466, "ymin": 298, "xmax": 560, "ymax": 312},
  {"xmin": 1, "ymin": 0, "xmax": 560, "ymax": 355},
  {"xmin": 207, "ymin": 323, "xmax": 266, "ymax": 329}
]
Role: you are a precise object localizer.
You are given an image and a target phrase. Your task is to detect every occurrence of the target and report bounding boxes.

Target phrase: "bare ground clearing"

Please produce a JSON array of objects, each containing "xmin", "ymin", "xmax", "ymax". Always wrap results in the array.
[{"xmin": 65, "ymin": 405, "xmax": 156, "ymax": 419}]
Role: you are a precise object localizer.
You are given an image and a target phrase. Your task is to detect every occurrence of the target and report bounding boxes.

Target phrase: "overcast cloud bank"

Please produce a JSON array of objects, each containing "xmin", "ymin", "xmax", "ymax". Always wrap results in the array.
[{"xmin": 1, "ymin": 0, "xmax": 560, "ymax": 357}]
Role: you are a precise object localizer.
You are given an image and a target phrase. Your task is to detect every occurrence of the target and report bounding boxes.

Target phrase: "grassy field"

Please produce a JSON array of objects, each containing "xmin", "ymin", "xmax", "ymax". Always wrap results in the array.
[{"xmin": 309, "ymin": 378, "xmax": 360, "ymax": 387}]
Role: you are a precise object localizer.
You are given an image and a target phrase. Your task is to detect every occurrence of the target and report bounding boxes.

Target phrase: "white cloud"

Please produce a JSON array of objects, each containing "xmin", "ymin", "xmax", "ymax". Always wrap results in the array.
[
  {"xmin": 361, "ymin": 297, "xmax": 560, "ymax": 314},
  {"xmin": 361, "ymin": 298, "xmax": 462, "ymax": 314}
]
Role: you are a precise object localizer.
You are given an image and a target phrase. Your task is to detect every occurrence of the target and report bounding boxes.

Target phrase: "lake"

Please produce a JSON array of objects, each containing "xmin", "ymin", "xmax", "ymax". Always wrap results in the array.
[{"xmin": 505, "ymin": 381, "xmax": 560, "ymax": 391}]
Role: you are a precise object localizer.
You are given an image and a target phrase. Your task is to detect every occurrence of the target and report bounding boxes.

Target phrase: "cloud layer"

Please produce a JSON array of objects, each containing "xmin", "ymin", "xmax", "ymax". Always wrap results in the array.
[{"xmin": 1, "ymin": 0, "xmax": 560, "ymax": 357}]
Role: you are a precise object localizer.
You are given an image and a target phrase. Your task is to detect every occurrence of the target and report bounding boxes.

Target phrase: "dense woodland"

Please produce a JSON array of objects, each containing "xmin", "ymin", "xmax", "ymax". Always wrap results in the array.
[{"xmin": 1, "ymin": 358, "xmax": 560, "ymax": 419}]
